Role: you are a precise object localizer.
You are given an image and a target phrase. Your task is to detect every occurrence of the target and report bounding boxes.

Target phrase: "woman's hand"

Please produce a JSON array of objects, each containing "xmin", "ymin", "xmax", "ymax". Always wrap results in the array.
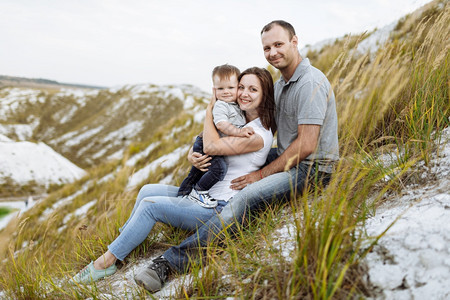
[
  {"xmin": 188, "ymin": 151, "xmax": 212, "ymax": 172},
  {"xmin": 207, "ymin": 88, "xmax": 217, "ymax": 111},
  {"xmin": 230, "ymin": 170, "xmax": 261, "ymax": 190}
]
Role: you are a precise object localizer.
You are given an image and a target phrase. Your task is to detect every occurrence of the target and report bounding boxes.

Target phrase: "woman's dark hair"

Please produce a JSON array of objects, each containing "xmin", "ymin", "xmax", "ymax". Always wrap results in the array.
[{"xmin": 238, "ymin": 67, "xmax": 277, "ymax": 134}]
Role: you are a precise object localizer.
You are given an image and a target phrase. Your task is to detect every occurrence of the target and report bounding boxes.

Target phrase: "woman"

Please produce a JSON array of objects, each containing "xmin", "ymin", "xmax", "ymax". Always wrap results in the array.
[{"xmin": 71, "ymin": 67, "xmax": 276, "ymax": 284}]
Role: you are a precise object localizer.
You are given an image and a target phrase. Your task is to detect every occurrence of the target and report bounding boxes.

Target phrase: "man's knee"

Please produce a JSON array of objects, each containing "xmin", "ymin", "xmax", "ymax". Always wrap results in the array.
[{"xmin": 217, "ymin": 201, "xmax": 245, "ymax": 226}]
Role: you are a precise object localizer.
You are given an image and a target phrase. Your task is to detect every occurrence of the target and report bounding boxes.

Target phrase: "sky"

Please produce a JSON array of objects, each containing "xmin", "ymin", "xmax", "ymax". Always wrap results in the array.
[{"xmin": 0, "ymin": 0, "xmax": 432, "ymax": 92}]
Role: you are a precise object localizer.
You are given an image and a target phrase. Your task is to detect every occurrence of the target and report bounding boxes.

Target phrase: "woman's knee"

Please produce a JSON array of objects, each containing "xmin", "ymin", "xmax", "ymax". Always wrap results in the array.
[
  {"xmin": 137, "ymin": 184, "xmax": 177, "ymax": 201},
  {"xmin": 136, "ymin": 184, "xmax": 154, "ymax": 200}
]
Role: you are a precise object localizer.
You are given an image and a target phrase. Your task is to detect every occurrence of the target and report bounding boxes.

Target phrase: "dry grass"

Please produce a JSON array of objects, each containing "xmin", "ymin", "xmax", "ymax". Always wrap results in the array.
[{"xmin": 0, "ymin": 1, "xmax": 448, "ymax": 299}]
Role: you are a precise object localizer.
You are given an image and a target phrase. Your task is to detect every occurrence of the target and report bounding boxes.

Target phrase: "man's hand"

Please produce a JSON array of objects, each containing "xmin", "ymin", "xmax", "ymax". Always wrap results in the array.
[
  {"xmin": 230, "ymin": 170, "xmax": 261, "ymax": 190},
  {"xmin": 188, "ymin": 152, "xmax": 212, "ymax": 172},
  {"xmin": 238, "ymin": 127, "xmax": 255, "ymax": 137}
]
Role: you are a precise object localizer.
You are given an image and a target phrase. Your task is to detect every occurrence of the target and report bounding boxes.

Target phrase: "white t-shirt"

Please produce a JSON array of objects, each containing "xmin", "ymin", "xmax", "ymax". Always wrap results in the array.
[{"xmin": 208, "ymin": 117, "xmax": 273, "ymax": 201}]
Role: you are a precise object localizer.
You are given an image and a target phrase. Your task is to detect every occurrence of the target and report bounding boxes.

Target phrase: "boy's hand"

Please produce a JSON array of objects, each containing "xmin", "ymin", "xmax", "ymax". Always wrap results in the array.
[{"xmin": 238, "ymin": 127, "xmax": 254, "ymax": 137}]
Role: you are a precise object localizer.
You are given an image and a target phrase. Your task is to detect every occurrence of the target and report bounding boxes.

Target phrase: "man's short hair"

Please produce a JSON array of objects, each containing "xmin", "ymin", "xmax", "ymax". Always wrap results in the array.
[
  {"xmin": 261, "ymin": 20, "xmax": 296, "ymax": 40},
  {"xmin": 212, "ymin": 64, "xmax": 240, "ymax": 81}
]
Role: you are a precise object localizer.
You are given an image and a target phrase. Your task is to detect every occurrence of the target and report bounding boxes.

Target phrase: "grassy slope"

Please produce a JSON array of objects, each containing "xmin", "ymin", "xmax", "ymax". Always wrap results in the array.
[
  {"xmin": 0, "ymin": 84, "xmax": 208, "ymax": 197},
  {"xmin": 0, "ymin": 1, "xmax": 448, "ymax": 298}
]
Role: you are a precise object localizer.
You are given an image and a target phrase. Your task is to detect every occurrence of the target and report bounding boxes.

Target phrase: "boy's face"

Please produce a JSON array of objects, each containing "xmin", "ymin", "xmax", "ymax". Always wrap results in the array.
[{"xmin": 213, "ymin": 75, "xmax": 238, "ymax": 103}]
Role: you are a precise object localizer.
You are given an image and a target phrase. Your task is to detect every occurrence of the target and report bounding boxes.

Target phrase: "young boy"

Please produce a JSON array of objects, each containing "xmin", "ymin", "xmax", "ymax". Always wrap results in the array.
[{"xmin": 177, "ymin": 64, "xmax": 253, "ymax": 207}]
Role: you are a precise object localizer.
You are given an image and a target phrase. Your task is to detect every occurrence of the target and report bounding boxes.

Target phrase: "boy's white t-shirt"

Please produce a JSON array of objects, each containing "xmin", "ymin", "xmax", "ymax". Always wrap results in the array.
[{"xmin": 208, "ymin": 117, "xmax": 273, "ymax": 201}]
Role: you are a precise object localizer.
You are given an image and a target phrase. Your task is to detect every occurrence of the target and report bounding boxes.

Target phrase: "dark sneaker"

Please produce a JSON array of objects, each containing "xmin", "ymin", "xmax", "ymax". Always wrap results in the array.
[
  {"xmin": 134, "ymin": 256, "xmax": 171, "ymax": 293},
  {"xmin": 187, "ymin": 188, "xmax": 218, "ymax": 208}
]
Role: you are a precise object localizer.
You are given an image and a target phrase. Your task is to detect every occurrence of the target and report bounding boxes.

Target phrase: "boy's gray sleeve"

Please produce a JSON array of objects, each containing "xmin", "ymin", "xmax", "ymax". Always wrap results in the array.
[{"xmin": 212, "ymin": 101, "xmax": 231, "ymax": 125}]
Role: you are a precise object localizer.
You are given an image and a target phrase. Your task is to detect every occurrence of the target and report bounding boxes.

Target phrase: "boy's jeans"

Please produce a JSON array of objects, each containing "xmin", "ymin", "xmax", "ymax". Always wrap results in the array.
[{"xmin": 177, "ymin": 136, "xmax": 227, "ymax": 196}]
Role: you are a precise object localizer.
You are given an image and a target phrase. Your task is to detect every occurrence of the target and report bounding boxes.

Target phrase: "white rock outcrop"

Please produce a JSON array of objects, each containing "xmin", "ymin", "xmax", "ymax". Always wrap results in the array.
[{"xmin": 0, "ymin": 138, "xmax": 86, "ymax": 187}]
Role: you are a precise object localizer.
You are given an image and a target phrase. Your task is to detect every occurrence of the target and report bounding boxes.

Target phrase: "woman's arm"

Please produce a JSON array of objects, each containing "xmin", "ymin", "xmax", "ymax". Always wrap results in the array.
[
  {"xmin": 202, "ymin": 99, "xmax": 264, "ymax": 156},
  {"xmin": 187, "ymin": 145, "xmax": 212, "ymax": 172}
]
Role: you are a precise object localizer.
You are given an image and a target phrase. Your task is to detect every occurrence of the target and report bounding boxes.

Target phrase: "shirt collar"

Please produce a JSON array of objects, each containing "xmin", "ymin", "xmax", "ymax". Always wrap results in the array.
[{"xmin": 278, "ymin": 57, "xmax": 311, "ymax": 86}]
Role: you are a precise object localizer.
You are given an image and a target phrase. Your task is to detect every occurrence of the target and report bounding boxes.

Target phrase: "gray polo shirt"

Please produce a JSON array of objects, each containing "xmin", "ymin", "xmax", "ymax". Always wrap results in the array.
[{"xmin": 274, "ymin": 58, "xmax": 339, "ymax": 172}]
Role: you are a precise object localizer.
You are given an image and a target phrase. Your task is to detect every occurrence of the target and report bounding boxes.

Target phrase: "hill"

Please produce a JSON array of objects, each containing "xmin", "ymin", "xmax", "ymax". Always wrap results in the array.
[
  {"xmin": 0, "ymin": 0, "xmax": 448, "ymax": 298},
  {"xmin": 0, "ymin": 75, "xmax": 106, "ymax": 90},
  {"xmin": 0, "ymin": 134, "xmax": 86, "ymax": 195},
  {"xmin": 0, "ymin": 82, "xmax": 209, "ymax": 195}
]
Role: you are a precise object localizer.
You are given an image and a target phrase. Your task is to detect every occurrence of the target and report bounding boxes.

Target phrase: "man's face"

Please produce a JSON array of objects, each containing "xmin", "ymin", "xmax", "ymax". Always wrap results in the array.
[
  {"xmin": 213, "ymin": 75, "xmax": 238, "ymax": 103},
  {"xmin": 261, "ymin": 25, "xmax": 298, "ymax": 70}
]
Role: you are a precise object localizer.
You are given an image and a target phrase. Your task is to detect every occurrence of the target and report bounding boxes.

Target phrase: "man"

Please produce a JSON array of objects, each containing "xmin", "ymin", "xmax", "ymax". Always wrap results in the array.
[{"xmin": 134, "ymin": 20, "xmax": 339, "ymax": 293}]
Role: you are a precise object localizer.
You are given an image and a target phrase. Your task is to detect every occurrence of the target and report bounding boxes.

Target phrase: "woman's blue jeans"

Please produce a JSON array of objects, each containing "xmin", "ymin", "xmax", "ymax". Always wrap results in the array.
[{"xmin": 108, "ymin": 184, "xmax": 226, "ymax": 261}]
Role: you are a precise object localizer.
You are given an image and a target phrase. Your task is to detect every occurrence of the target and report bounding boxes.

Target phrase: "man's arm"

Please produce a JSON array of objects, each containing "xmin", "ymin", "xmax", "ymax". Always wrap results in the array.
[{"xmin": 230, "ymin": 124, "xmax": 320, "ymax": 190}]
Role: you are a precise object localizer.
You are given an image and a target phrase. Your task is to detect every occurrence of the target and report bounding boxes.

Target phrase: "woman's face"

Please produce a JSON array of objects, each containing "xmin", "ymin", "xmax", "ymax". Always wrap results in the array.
[{"xmin": 237, "ymin": 74, "xmax": 263, "ymax": 114}]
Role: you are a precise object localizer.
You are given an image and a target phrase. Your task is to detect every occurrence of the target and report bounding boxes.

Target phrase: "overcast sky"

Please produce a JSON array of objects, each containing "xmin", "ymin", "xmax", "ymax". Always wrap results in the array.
[{"xmin": 1, "ymin": 0, "xmax": 432, "ymax": 92}]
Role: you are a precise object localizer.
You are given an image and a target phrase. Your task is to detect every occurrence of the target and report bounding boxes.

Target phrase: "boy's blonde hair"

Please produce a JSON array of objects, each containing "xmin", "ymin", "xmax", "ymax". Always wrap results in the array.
[{"xmin": 212, "ymin": 64, "xmax": 240, "ymax": 82}]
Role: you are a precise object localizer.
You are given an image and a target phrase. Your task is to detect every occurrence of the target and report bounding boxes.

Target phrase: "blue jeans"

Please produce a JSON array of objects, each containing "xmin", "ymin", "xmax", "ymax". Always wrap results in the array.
[
  {"xmin": 177, "ymin": 136, "xmax": 227, "ymax": 196},
  {"xmin": 108, "ymin": 184, "xmax": 227, "ymax": 260},
  {"xmin": 164, "ymin": 161, "xmax": 331, "ymax": 272}
]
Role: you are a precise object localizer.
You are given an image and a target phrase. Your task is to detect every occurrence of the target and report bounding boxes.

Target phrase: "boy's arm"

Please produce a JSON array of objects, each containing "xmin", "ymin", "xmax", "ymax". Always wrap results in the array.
[
  {"xmin": 216, "ymin": 121, "xmax": 254, "ymax": 137},
  {"xmin": 213, "ymin": 100, "xmax": 253, "ymax": 137},
  {"xmin": 203, "ymin": 104, "xmax": 263, "ymax": 156}
]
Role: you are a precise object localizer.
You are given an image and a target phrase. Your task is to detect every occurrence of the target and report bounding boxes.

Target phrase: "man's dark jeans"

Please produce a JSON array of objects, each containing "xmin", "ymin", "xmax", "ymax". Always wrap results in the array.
[{"xmin": 166, "ymin": 148, "xmax": 332, "ymax": 272}]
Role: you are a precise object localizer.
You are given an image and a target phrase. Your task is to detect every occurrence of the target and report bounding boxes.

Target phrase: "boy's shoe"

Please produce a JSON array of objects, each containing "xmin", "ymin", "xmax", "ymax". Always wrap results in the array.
[
  {"xmin": 187, "ymin": 188, "xmax": 218, "ymax": 208},
  {"xmin": 70, "ymin": 261, "xmax": 117, "ymax": 284},
  {"xmin": 134, "ymin": 256, "xmax": 172, "ymax": 293}
]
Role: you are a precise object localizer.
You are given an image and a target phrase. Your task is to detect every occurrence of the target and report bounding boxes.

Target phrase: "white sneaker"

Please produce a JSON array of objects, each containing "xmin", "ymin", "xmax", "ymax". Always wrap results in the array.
[{"xmin": 187, "ymin": 188, "xmax": 218, "ymax": 208}]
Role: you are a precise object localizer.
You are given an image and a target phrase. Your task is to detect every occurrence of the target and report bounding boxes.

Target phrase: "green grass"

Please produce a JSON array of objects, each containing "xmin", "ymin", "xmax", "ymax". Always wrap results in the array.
[{"xmin": 0, "ymin": 207, "xmax": 13, "ymax": 218}]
